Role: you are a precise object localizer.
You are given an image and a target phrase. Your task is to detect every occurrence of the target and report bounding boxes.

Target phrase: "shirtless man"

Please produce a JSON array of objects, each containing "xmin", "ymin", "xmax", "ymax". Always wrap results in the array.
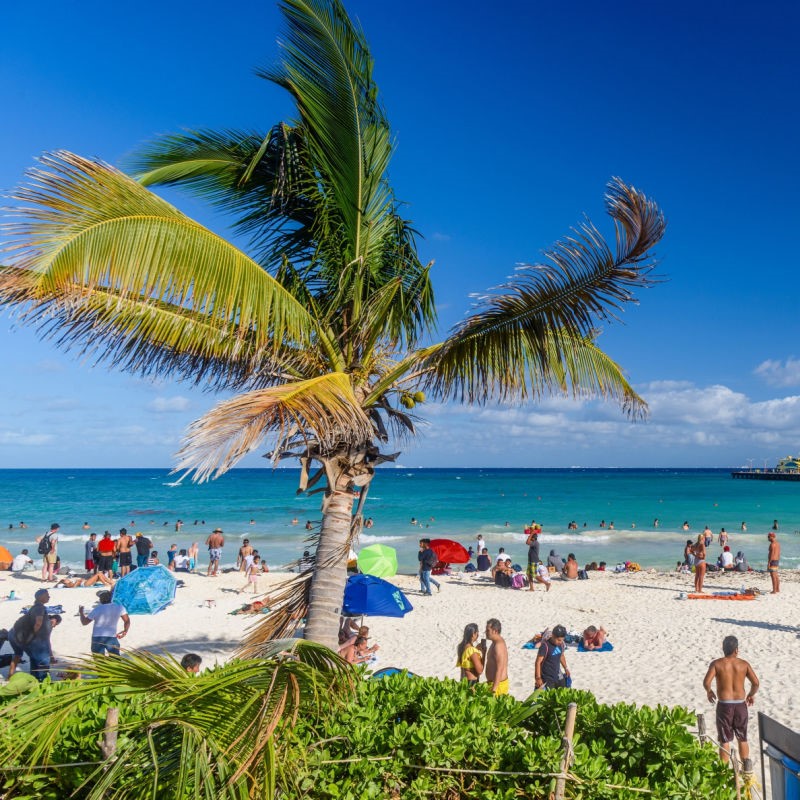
[
  {"xmin": 484, "ymin": 618, "xmax": 509, "ymax": 695},
  {"xmin": 767, "ymin": 532, "xmax": 780, "ymax": 594},
  {"xmin": 206, "ymin": 528, "xmax": 225, "ymax": 576},
  {"xmin": 237, "ymin": 539, "xmax": 254, "ymax": 571},
  {"xmin": 117, "ymin": 528, "xmax": 133, "ymax": 576},
  {"xmin": 563, "ymin": 554, "xmax": 579, "ymax": 580},
  {"xmin": 703, "ymin": 635, "xmax": 759, "ymax": 763}
]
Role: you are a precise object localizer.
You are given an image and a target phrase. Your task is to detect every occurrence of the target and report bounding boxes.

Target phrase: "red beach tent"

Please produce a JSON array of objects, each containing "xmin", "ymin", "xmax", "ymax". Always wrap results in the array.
[{"xmin": 428, "ymin": 539, "xmax": 470, "ymax": 564}]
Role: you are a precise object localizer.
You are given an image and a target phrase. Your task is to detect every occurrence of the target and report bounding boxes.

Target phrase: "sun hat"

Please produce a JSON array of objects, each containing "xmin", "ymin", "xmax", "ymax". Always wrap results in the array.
[
  {"xmin": 213, "ymin": 527, "xmax": 223, "ymax": 532},
  {"xmin": 136, "ymin": 532, "xmax": 142, "ymax": 537}
]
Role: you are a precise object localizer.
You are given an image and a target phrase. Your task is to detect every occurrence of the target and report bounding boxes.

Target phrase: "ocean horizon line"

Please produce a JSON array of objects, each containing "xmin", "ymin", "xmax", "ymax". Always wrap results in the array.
[{"xmin": 0, "ymin": 465, "xmax": 743, "ymax": 472}]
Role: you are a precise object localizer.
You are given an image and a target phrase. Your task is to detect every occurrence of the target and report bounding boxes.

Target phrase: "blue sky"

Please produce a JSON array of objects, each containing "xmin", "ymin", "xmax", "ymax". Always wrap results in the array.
[{"xmin": 2, "ymin": 0, "xmax": 799, "ymax": 469}]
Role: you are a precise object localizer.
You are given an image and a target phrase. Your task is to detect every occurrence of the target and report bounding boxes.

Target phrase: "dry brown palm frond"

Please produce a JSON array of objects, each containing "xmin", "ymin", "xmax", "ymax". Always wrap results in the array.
[{"xmin": 175, "ymin": 372, "xmax": 373, "ymax": 481}]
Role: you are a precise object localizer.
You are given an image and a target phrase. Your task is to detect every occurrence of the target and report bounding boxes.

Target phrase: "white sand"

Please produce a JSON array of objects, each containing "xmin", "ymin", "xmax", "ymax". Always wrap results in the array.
[{"xmin": 2, "ymin": 566, "xmax": 798, "ymax": 740}]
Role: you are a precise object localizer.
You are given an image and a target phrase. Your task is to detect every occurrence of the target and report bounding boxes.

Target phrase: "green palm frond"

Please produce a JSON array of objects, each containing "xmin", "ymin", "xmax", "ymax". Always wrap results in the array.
[
  {"xmin": 1, "ymin": 649, "xmax": 351, "ymax": 800},
  {"xmin": 261, "ymin": 0, "xmax": 393, "ymax": 265},
  {"xmin": 130, "ymin": 125, "xmax": 318, "ymax": 269},
  {"xmin": 422, "ymin": 178, "xmax": 665, "ymax": 406},
  {"xmin": 0, "ymin": 152, "xmax": 330, "ymax": 387},
  {"xmin": 175, "ymin": 372, "xmax": 373, "ymax": 481}
]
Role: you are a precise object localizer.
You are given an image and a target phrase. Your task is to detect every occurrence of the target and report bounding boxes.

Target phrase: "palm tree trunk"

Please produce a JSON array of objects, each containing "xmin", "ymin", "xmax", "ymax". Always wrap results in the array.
[{"xmin": 303, "ymin": 470, "xmax": 354, "ymax": 649}]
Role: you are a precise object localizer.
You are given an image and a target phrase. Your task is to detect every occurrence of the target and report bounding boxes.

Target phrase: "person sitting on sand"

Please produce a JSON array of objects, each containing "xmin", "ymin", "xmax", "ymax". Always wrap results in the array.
[
  {"xmin": 734, "ymin": 551, "xmax": 749, "ymax": 572},
  {"xmin": 535, "ymin": 562, "xmax": 552, "ymax": 591},
  {"xmin": 340, "ymin": 634, "xmax": 379, "ymax": 665},
  {"xmin": 718, "ymin": 546, "xmax": 734, "ymax": 571},
  {"xmin": 456, "ymin": 623, "xmax": 485, "ymax": 686},
  {"xmin": 683, "ymin": 539, "xmax": 694, "ymax": 567},
  {"xmin": 582, "ymin": 625, "xmax": 607, "ymax": 650},
  {"xmin": 547, "ymin": 550, "xmax": 565, "ymax": 572},
  {"xmin": 476, "ymin": 548, "xmax": 492, "ymax": 573},
  {"xmin": 147, "ymin": 550, "xmax": 160, "ymax": 566},
  {"xmin": 173, "ymin": 549, "xmax": 190, "ymax": 571},
  {"xmin": 339, "ymin": 616, "xmax": 360, "ymax": 645},
  {"xmin": 494, "ymin": 559, "xmax": 514, "ymax": 588},
  {"xmin": 563, "ymin": 554, "xmax": 579, "ymax": 580}
]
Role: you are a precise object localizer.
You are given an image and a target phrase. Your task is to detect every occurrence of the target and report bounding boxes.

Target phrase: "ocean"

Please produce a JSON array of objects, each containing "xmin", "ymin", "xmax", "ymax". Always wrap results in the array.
[{"xmin": 1, "ymin": 468, "xmax": 798, "ymax": 573}]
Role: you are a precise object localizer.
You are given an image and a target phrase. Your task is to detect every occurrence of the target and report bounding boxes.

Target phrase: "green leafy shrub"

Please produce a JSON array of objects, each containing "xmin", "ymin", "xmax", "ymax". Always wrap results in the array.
[{"xmin": 280, "ymin": 676, "xmax": 736, "ymax": 800}]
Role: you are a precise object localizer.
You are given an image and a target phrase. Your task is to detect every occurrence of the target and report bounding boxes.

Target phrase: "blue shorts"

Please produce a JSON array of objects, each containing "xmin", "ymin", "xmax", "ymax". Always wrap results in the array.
[{"xmin": 91, "ymin": 636, "xmax": 121, "ymax": 656}]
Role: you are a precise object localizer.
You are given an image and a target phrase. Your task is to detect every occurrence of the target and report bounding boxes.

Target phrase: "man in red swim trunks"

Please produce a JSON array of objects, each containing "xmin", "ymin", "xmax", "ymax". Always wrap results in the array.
[{"xmin": 702, "ymin": 635, "xmax": 759, "ymax": 763}]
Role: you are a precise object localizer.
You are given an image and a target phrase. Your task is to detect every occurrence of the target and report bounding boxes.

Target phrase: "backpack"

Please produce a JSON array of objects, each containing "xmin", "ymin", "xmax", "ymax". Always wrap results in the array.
[
  {"xmin": 37, "ymin": 532, "xmax": 53, "ymax": 555},
  {"xmin": 12, "ymin": 613, "xmax": 35, "ymax": 647}
]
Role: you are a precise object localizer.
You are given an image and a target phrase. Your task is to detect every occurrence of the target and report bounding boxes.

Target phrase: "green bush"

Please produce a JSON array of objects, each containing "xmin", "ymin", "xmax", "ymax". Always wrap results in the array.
[
  {"xmin": 280, "ymin": 675, "xmax": 736, "ymax": 800},
  {"xmin": 1, "ymin": 671, "xmax": 736, "ymax": 799}
]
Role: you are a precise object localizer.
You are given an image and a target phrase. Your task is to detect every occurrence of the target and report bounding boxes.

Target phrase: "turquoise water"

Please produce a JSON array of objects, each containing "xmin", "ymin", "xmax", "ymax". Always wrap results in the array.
[{"xmin": 1, "ymin": 468, "xmax": 799, "ymax": 572}]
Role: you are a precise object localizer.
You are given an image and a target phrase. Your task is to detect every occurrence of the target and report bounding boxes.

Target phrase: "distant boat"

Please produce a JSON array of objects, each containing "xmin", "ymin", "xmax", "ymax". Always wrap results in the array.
[{"xmin": 731, "ymin": 456, "xmax": 800, "ymax": 481}]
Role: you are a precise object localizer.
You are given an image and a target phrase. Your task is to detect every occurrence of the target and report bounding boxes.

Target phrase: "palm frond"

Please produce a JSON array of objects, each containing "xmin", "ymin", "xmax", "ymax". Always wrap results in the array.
[
  {"xmin": 175, "ymin": 372, "xmax": 372, "ymax": 481},
  {"xmin": 261, "ymin": 0, "xmax": 392, "ymax": 264},
  {"xmin": 0, "ymin": 152, "xmax": 330, "ymax": 387},
  {"xmin": 129, "ymin": 125, "xmax": 318, "ymax": 269},
  {"xmin": 422, "ymin": 178, "xmax": 665, "ymax": 406},
  {"xmin": 1, "ymin": 649, "xmax": 351, "ymax": 799}
]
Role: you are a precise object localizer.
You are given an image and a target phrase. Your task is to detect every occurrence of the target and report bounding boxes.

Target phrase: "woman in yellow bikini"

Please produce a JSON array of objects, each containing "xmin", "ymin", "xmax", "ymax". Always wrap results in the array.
[{"xmin": 456, "ymin": 623, "xmax": 485, "ymax": 686}]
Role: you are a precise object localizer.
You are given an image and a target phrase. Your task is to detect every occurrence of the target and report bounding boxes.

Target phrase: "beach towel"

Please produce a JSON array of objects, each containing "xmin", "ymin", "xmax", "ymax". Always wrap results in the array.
[
  {"xmin": 20, "ymin": 604, "xmax": 64, "ymax": 615},
  {"xmin": 687, "ymin": 593, "xmax": 755, "ymax": 601},
  {"xmin": 577, "ymin": 641, "xmax": 614, "ymax": 653}
]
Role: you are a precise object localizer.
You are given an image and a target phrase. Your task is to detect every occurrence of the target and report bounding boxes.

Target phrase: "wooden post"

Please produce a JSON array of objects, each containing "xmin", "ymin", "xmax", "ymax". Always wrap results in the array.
[
  {"xmin": 697, "ymin": 713, "xmax": 707, "ymax": 745},
  {"xmin": 730, "ymin": 750, "xmax": 742, "ymax": 800},
  {"xmin": 99, "ymin": 707, "xmax": 119, "ymax": 761},
  {"xmin": 741, "ymin": 758, "xmax": 756, "ymax": 800},
  {"xmin": 553, "ymin": 702, "xmax": 578, "ymax": 800}
]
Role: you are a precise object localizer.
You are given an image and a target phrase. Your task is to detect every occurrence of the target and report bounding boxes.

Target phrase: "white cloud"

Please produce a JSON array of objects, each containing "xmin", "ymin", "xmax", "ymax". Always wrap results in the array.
[
  {"xmin": 400, "ymin": 380, "xmax": 800, "ymax": 466},
  {"xmin": 148, "ymin": 396, "xmax": 191, "ymax": 413},
  {"xmin": 430, "ymin": 232, "xmax": 451, "ymax": 242},
  {"xmin": 754, "ymin": 357, "xmax": 800, "ymax": 387},
  {"xmin": 0, "ymin": 430, "xmax": 56, "ymax": 446}
]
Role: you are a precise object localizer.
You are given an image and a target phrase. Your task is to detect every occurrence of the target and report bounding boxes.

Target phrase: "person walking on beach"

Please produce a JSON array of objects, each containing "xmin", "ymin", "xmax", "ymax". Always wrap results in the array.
[
  {"xmin": 134, "ymin": 532, "xmax": 152, "ymax": 568},
  {"xmin": 767, "ymin": 532, "xmax": 780, "ymax": 594},
  {"xmin": 36, "ymin": 523, "xmax": 59, "ymax": 582},
  {"xmin": 8, "ymin": 588, "xmax": 54, "ymax": 680},
  {"xmin": 117, "ymin": 528, "xmax": 133, "ymax": 576},
  {"xmin": 484, "ymin": 618, "xmax": 508, "ymax": 695},
  {"xmin": 79, "ymin": 591, "xmax": 130, "ymax": 656},
  {"xmin": 418, "ymin": 539, "xmax": 440, "ymax": 595},
  {"xmin": 188, "ymin": 541, "xmax": 199, "ymax": 572},
  {"xmin": 703, "ymin": 635, "xmax": 759, "ymax": 764},
  {"xmin": 239, "ymin": 554, "xmax": 262, "ymax": 594},
  {"xmin": 535, "ymin": 624, "xmax": 571, "ymax": 690},
  {"xmin": 525, "ymin": 524, "xmax": 540, "ymax": 592},
  {"xmin": 206, "ymin": 528, "xmax": 225, "ymax": 576},
  {"xmin": 692, "ymin": 534, "xmax": 707, "ymax": 593}
]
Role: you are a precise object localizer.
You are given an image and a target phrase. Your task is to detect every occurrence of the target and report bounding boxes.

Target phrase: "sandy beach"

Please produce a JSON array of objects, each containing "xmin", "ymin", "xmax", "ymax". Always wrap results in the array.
[{"xmin": 2, "ymin": 565, "xmax": 798, "ymax": 741}]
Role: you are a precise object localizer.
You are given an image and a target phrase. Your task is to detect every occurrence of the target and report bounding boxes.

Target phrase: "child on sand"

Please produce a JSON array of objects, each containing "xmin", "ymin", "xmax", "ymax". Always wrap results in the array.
[{"xmin": 239, "ymin": 555, "xmax": 261, "ymax": 594}]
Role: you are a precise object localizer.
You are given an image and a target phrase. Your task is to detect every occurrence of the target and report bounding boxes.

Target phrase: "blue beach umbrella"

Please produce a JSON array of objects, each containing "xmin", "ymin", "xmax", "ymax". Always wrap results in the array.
[
  {"xmin": 342, "ymin": 574, "xmax": 413, "ymax": 618},
  {"xmin": 112, "ymin": 565, "xmax": 177, "ymax": 615}
]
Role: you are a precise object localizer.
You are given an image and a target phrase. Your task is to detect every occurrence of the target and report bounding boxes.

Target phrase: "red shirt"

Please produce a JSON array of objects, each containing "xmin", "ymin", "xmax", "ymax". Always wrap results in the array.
[{"xmin": 97, "ymin": 538, "xmax": 116, "ymax": 554}]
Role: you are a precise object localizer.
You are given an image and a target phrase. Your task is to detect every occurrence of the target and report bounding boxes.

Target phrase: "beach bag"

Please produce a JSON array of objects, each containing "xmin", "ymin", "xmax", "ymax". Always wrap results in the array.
[
  {"xmin": 578, "ymin": 569, "xmax": 589, "ymax": 580},
  {"xmin": 512, "ymin": 572, "xmax": 527, "ymax": 589},
  {"xmin": 37, "ymin": 532, "xmax": 53, "ymax": 555}
]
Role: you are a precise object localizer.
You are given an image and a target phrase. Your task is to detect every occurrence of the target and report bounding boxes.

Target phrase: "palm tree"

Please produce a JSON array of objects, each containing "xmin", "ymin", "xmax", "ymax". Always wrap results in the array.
[
  {"xmin": 0, "ymin": 0, "xmax": 666, "ymax": 650},
  {"xmin": 0, "ymin": 644, "xmax": 350, "ymax": 799}
]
